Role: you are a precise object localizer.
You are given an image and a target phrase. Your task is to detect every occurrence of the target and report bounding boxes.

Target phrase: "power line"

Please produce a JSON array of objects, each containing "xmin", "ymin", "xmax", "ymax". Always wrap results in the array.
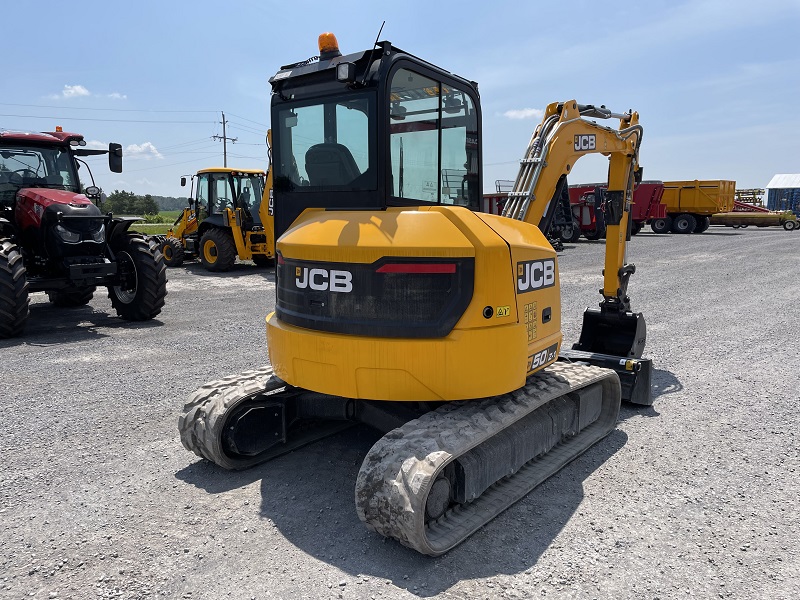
[
  {"xmin": 226, "ymin": 112, "xmax": 269, "ymax": 128},
  {"xmin": 226, "ymin": 121, "xmax": 266, "ymax": 135},
  {"xmin": 123, "ymin": 156, "xmax": 224, "ymax": 173},
  {"xmin": 0, "ymin": 113, "xmax": 213, "ymax": 124},
  {"xmin": 0, "ymin": 102, "xmax": 218, "ymax": 114}
]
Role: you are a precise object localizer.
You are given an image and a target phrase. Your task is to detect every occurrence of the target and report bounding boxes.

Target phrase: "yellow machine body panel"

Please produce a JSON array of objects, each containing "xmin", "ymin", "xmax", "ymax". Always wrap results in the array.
[{"xmin": 266, "ymin": 206, "xmax": 561, "ymax": 401}]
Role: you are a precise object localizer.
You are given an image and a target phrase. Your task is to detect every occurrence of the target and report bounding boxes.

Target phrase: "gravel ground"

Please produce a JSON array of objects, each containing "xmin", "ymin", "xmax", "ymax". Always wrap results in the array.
[{"xmin": 1, "ymin": 226, "xmax": 798, "ymax": 600}]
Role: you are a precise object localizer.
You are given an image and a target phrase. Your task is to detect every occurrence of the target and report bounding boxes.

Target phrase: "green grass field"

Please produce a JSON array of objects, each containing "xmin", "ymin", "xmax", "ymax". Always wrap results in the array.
[{"xmin": 121, "ymin": 211, "xmax": 183, "ymax": 236}]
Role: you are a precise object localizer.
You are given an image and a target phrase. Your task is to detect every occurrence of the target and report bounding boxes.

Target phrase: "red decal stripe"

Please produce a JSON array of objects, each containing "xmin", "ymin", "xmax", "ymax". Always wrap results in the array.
[{"xmin": 376, "ymin": 263, "xmax": 456, "ymax": 274}]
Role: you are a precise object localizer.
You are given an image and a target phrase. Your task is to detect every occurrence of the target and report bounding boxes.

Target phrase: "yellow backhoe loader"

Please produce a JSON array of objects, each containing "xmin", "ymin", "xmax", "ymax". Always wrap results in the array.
[
  {"xmin": 160, "ymin": 160, "xmax": 275, "ymax": 271},
  {"xmin": 179, "ymin": 34, "xmax": 653, "ymax": 555}
]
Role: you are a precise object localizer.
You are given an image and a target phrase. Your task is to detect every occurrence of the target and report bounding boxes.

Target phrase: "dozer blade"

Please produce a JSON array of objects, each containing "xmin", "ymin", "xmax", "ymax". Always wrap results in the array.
[
  {"xmin": 559, "ymin": 348, "xmax": 653, "ymax": 406},
  {"xmin": 355, "ymin": 362, "xmax": 621, "ymax": 556},
  {"xmin": 573, "ymin": 306, "xmax": 647, "ymax": 359}
]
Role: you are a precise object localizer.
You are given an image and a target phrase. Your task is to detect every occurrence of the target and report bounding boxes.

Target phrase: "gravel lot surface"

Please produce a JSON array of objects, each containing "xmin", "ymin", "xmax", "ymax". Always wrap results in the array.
[{"xmin": 1, "ymin": 226, "xmax": 798, "ymax": 600}]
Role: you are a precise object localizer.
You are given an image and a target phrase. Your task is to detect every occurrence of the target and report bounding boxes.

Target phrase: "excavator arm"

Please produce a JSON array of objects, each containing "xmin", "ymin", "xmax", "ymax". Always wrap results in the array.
[
  {"xmin": 503, "ymin": 100, "xmax": 650, "ymax": 403},
  {"xmin": 502, "ymin": 100, "xmax": 643, "ymax": 308}
]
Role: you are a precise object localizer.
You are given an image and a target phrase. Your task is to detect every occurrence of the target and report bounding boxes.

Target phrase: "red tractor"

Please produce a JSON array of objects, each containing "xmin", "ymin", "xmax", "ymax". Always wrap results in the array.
[
  {"xmin": 0, "ymin": 129, "xmax": 167, "ymax": 338},
  {"xmin": 567, "ymin": 181, "xmax": 666, "ymax": 239}
]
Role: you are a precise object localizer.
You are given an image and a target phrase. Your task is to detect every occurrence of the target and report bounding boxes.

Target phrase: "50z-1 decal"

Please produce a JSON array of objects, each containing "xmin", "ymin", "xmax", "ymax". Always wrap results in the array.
[
  {"xmin": 527, "ymin": 342, "xmax": 559, "ymax": 372},
  {"xmin": 517, "ymin": 259, "xmax": 556, "ymax": 293}
]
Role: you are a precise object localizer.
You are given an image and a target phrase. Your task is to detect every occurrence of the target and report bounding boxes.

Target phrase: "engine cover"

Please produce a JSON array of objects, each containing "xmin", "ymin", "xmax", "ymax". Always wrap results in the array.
[{"xmin": 267, "ymin": 206, "xmax": 563, "ymax": 401}]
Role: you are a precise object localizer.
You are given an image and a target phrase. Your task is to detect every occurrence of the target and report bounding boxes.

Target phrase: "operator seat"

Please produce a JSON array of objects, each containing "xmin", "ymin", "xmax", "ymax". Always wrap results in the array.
[{"xmin": 305, "ymin": 143, "xmax": 360, "ymax": 186}]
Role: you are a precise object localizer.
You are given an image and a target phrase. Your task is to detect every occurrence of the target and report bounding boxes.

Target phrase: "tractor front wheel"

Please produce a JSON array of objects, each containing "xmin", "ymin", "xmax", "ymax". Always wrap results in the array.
[{"xmin": 108, "ymin": 234, "xmax": 167, "ymax": 321}]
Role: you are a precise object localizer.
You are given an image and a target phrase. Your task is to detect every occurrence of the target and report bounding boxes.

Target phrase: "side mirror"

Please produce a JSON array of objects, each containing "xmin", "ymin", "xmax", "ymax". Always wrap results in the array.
[
  {"xmin": 180, "ymin": 177, "xmax": 187, "ymax": 187},
  {"xmin": 109, "ymin": 143, "xmax": 123, "ymax": 173}
]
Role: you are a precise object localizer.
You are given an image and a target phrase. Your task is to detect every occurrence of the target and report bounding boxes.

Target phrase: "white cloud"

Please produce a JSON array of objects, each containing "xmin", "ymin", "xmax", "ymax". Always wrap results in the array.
[
  {"xmin": 61, "ymin": 84, "xmax": 90, "ymax": 98},
  {"xmin": 107, "ymin": 92, "xmax": 127, "ymax": 100},
  {"xmin": 125, "ymin": 142, "xmax": 163, "ymax": 160},
  {"xmin": 84, "ymin": 140, "xmax": 107, "ymax": 150},
  {"xmin": 503, "ymin": 108, "xmax": 544, "ymax": 120}
]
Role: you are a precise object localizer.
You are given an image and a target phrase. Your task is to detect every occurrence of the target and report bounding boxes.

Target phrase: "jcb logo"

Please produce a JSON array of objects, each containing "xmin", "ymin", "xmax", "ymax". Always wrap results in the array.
[
  {"xmin": 516, "ymin": 259, "xmax": 556, "ymax": 293},
  {"xmin": 574, "ymin": 134, "xmax": 596, "ymax": 152},
  {"xmin": 295, "ymin": 267, "xmax": 353, "ymax": 292}
]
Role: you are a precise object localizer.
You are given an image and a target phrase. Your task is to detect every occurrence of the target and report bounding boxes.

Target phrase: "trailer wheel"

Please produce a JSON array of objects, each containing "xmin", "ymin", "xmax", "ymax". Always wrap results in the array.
[
  {"xmin": 108, "ymin": 234, "xmax": 167, "ymax": 321},
  {"xmin": 783, "ymin": 220, "xmax": 797, "ymax": 231},
  {"xmin": 47, "ymin": 286, "xmax": 95, "ymax": 307},
  {"xmin": 584, "ymin": 226, "xmax": 605, "ymax": 241},
  {"xmin": 694, "ymin": 216, "xmax": 711, "ymax": 233},
  {"xmin": 631, "ymin": 221, "xmax": 643, "ymax": 235},
  {"xmin": 161, "ymin": 237, "xmax": 185, "ymax": 267},
  {"xmin": 0, "ymin": 240, "xmax": 30, "ymax": 338},
  {"xmin": 671, "ymin": 213, "xmax": 697, "ymax": 234},
  {"xmin": 651, "ymin": 216, "xmax": 672, "ymax": 234},
  {"xmin": 199, "ymin": 228, "xmax": 236, "ymax": 272}
]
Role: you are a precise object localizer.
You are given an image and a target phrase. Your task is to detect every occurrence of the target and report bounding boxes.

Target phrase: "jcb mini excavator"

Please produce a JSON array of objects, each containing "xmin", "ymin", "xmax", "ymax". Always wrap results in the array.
[
  {"xmin": 159, "ymin": 160, "xmax": 275, "ymax": 271},
  {"xmin": 179, "ymin": 34, "xmax": 653, "ymax": 556}
]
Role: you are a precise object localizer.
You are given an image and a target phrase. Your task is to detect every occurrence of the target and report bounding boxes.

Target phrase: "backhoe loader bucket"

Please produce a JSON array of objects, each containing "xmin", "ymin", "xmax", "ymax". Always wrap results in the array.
[{"xmin": 564, "ymin": 307, "xmax": 653, "ymax": 405}]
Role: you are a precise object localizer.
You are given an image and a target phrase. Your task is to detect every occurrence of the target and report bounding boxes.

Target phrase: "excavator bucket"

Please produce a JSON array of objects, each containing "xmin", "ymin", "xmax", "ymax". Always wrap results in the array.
[
  {"xmin": 564, "ymin": 307, "xmax": 653, "ymax": 405},
  {"xmin": 574, "ymin": 306, "xmax": 646, "ymax": 359}
]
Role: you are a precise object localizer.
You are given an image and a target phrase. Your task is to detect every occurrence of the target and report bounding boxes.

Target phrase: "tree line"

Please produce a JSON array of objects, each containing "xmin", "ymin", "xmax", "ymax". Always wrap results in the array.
[{"xmin": 102, "ymin": 190, "xmax": 190, "ymax": 215}]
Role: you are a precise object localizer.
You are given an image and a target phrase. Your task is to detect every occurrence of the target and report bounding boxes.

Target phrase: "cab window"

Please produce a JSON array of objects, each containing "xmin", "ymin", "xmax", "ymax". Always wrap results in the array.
[
  {"xmin": 275, "ymin": 96, "xmax": 374, "ymax": 191},
  {"xmin": 389, "ymin": 68, "xmax": 479, "ymax": 208}
]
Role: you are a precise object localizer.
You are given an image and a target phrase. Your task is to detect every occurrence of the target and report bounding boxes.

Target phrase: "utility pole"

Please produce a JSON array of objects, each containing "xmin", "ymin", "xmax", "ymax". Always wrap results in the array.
[{"xmin": 212, "ymin": 111, "xmax": 237, "ymax": 167}]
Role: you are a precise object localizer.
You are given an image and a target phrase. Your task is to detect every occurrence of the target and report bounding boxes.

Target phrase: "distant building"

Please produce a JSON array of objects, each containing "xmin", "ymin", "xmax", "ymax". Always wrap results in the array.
[{"xmin": 765, "ymin": 174, "xmax": 800, "ymax": 215}]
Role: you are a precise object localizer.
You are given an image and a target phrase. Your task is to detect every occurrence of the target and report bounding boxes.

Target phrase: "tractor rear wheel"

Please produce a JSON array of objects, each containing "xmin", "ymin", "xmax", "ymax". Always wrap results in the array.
[
  {"xmin": 47, "ymin": 286, "xmax": 95, "ymax": 307},
  {"xmin": 0, "ymin": 240, "xmax": 29, "ymax": 338},
  {"xmin": 651, "ymin": 216, "xmax": 672, "ymax": 234},
  {"xmin": 161, "ymin": 237, "xmax": 185, "ymax": 267},
  {"xmin": 199, "ymin": 228, "xmax": 236, "ymax": 272},
  {"xmin": 671, "ymin": 213, "xmax": 697, "ymax": 234},
  {"xmin": 108, "ymin": 234, "xmax": 167, "ymax": 321}
]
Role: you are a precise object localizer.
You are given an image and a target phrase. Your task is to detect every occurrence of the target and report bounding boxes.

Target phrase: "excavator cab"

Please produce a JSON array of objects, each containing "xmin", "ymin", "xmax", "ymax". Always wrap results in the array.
[{"xmin": 270, "ymin": 37, "xmax": 482, "ymax": 240}]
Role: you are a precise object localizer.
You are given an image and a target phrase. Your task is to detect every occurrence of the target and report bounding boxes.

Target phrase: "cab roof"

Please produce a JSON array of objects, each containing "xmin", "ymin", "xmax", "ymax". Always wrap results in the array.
[
  {"xmin": 0, "ymin": 129, "xmax": 84, "ymax": 145},
  {"xmin": 196, "ymin": 167, "xmax": 266, "ymax": 175}
]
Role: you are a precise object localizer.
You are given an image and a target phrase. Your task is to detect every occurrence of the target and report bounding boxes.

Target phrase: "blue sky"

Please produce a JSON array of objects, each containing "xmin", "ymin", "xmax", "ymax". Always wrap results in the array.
[{"xmin": 3, "ymin": 0, "xmax": 798, "ymax": 198}]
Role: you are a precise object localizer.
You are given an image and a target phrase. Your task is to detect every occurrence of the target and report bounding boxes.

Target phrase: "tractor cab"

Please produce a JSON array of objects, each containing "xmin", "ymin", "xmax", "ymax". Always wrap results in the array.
[{"xmin": 269, "ymin": 34, "xmax": 483, "ymax": 239}]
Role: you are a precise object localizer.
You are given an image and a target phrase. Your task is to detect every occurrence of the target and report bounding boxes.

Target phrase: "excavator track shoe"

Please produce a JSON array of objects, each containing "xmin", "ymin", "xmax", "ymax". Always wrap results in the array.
[
  {"xmin": 355, "ymin": 362, "xmax": 621, "ymax": 556},
  {"xmin": 179, "ymin": 366, "xmax": 353, "ymax": 470}
]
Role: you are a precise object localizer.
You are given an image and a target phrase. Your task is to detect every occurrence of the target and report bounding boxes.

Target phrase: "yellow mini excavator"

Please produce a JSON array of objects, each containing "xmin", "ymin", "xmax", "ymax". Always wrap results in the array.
[
  {"xmin": 179, "ymin": 34, "xmax": 653, "ymax": 556},
  {"xmin": 160, "ymin": 161, "xmax": 275, "ymax": 271}
]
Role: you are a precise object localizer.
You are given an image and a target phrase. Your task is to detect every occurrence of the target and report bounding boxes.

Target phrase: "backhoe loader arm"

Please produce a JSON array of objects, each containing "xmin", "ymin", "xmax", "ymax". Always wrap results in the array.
[{"xmin": 501, "ymin": 100, "xmax": 643, "ymax": 310}]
